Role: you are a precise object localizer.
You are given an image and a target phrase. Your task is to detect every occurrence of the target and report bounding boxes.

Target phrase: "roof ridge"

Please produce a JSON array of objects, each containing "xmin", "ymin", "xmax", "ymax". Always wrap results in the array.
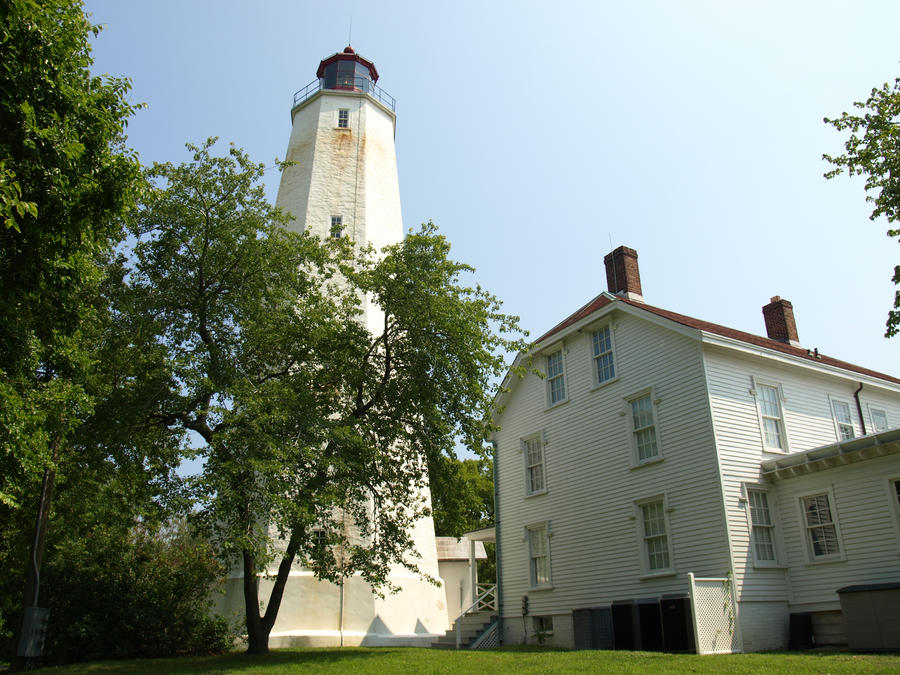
[{"xmin": 534, "ymin": 294, "xmax": 900, "ymax": 386}]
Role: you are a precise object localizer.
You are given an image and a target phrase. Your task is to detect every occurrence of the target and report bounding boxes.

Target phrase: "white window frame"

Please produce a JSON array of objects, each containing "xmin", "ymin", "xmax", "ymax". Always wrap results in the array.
[
  {"xmin": 829, "ymin": 395, "xmax": 855, "ymax": 441},
  {"xmin": 798, "ymin": 488, "xmax": 845, "ymax": 563},
  {"xmin": 337, "ymin": 108, "xmax": 350, "ymax": 128},
  {"xmin": 525, "ymin": 522, "xmax": 552, "ymax": 589},
  {"xmin": 545, "ymin": 347, "xmax": 567, "ymax": 407},
  {"xmin": 521, "ymin": 432, "xmax": 547, "ymax": 497},
  {"xmin": 590, "ymin": 324, "xmax": 617, "ymax": 388},
  {"xmin": 635, "ymin": 495, "xmax": 675, "ymax": 577},
  {"xmin": 742, "ymin": 485, "xmax": 779, "ymax": 566},
  {"xmin": 625, "ymin": 388, "xmax": 662, "ymax": 466},
  {"xmin": 751, "ymin": 378, "xmax": 789, "ymax": 453},
  {"xmin": 330, "ymin": 215, "xmax": 343, "ymax": 238},
  {"xmin": 869, "ymin": 405, "xmax": 890, "ymax": 434}
]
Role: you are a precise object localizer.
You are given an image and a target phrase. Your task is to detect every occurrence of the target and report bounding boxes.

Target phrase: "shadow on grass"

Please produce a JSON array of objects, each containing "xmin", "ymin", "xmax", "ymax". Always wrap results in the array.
[{"xmin": 43, "ymin": 647, "xmax": 430, "ymax": 674}]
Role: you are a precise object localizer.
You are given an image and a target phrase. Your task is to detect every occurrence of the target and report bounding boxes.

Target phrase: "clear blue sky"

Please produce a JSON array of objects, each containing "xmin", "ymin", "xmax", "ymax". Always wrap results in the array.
[{"xmin": 85, "ymin": 0, "xmax": 899, "ymax": 376}]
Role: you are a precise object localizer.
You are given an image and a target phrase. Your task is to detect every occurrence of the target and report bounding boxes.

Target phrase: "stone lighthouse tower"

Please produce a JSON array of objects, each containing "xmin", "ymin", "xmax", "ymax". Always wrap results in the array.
[{"xmin": 259, "ymin": 47, "xmax": 449, "ymax": 647}]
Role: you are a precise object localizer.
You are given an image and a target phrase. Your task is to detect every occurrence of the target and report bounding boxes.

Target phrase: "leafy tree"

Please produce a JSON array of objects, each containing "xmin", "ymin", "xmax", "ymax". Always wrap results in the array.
[
  {"xmin": 40, "ymin": 520, "xmax": 231, "ymax": 664},
  {"xmin": 125, "ymin": 139, "xmax": 525, "ymax": 654},
  {"xmin": 824, "ymin": 76, "xmax": 900, "ymax": 337},
  {"xmin": 430, "ymin": 456, "xmax": 496, "ymax": 582},
  {"xmin": 0, "ymin": 0, "xmax": 141, "ymax": 661}
]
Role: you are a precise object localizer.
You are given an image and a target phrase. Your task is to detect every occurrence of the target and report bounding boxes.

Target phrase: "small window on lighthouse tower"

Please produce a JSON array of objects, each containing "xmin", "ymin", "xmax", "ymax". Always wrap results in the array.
[
  {"xmin": 330, "ymin": 216, "xmax": 343, "ymax": 238},
  {"xmin": 337, "ymin": 109, "xmax": 349, "ymax": 128}
]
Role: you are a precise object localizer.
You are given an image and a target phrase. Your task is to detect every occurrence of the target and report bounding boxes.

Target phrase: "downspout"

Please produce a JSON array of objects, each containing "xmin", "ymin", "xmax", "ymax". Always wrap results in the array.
[
  {"xmin": 853, "ymin": 382, "xmax": 867, "ymax": 436},
  {"xmin": 492, "ymin": 440, "xmax": 503, "ymax": 644}
]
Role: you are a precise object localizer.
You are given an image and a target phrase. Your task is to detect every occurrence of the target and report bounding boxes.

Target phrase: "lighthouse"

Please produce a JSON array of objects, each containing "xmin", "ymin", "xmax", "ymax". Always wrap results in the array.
[
  {"xmin": 276, "ymin": 46, "xmax": 404, "ymax": 335},
  {"xmin": 244, "ymin": 47, "xmax": 450, "ymax": 647}
]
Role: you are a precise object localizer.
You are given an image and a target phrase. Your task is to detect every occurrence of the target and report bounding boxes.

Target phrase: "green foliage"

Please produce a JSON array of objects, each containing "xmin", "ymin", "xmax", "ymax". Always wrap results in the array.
[
  {"xmin": 0, "ymin": 0, "xmax": 141, "ymax": 507},
  {"xmin": 125, "ymin": 139, "xmax": 525, "ymax": 651},
  {"xmin": 824, "ymin": 77, "xmax": 900, "ymax": 337},
  {"xmin": 430, "ymin": 457, "xmax": 494, "ymax": 536},
  {"xmin": 430, "ymin": 456, "xmax": 496, "ymax": 581},
  {"xmin": 40, "ymin": 521, "xmax": 231, "ymax": 664}
]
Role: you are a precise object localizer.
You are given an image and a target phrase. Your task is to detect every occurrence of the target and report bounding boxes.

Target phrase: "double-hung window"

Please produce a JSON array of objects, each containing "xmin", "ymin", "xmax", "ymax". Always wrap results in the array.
[
  {"xmin": 747, "ymin": 489, "xmax": 777, "ymax": 563},
  {"xmin": 754, "ymin": 381, "xmax": 787, "ymax": 451},
  {"xmin": 337, "ymin": 108, "xmax": 350, "ymax": 128},
  {"xmin": 523, "ymin": 435, "xmax": 545, "ymax": 495},
  {"xmin": 591, "ymin": 326, "xmax": 615, "ymax": 385},
  {"xmin": 527, "ymin": 523, "xmax": 551, "ymax": 588},
  {"xmin": 628, "ymin": 391, "xmax": 660, "ymax": 464},
  {"xmin": 801, "ymin": 492, "xmax": 842, "ymax": 560},
  {"xmin": 871, "ymin": 407, "xmax": 889, "ymax": 433},
  {"xmin": 546, "ymin": 350, "xmax": 566, "ymax": 405},
  {"xmin": 638, "ymin": 498, "xmax": 673, "ymax": 574},
  {"xmin": 830, "ymin": 398, "xmax": 855, "ymax": 441}
]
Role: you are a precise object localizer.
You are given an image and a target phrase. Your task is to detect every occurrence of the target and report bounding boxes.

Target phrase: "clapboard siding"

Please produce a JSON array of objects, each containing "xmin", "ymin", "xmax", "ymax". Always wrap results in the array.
[
  {"xmin": 773, "ymin": 454, "xmax": 900, "ymax": 610},
  {"xmin": 495, "ymin": 309, "xmax": 730, "ymax": 624},
  {"xmin": 703, "ymin": 343, "xmax": 900, "ymax": 608}
]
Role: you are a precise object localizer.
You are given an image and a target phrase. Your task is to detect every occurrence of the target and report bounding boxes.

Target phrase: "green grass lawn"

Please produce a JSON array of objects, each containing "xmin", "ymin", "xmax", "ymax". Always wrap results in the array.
[{"xmin": 27, "ymin": 647, "xmax": 900, "ymax": 674}]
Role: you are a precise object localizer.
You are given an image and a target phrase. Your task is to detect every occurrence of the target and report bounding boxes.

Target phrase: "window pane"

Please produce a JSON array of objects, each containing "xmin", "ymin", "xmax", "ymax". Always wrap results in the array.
[
  {"xmin": 592, "ymin": 327, "xmax": 612, "ymax": 356},
  {"xmin": 749, "ymin": 490, "xmax": 772, "ymax": 525},
  {"xmin": 547, "ymin": 351, "xmax": 563, "ymax": 378},
  {"xmin": 758, "ymin": 385, "xmax": 780, "ymax": 418},
  {"xmin": 642, "ymin": 502, "xmax": 665, "ymax": 536},
  {"xmin": 754, "ymin": 526, "xmax": 775, "ymax": 561},
  {"xmin": 632, "ymin": 395, "xmax": 653, "ymax": 428},
  {"xmin": 636, "ymin": 429, "xmax": 658, "ymax": 461},
  {"xmin": 833, "ymin": 401, "xmax": 851, "ymax": 424},
  {"xmin": 872, "ymin": 409, "xmax": 888, "ymax": 433},
  {"xmin": 803, "ymin": 495, "xmax": 831, "ymax": 526},
  {"xmin": 529, "ymin": 464, "xmax": 544, "ymax": 493},
  {"xmin": 803, "ymin": 494, "xmax": 840, "ymax": 557},
  {"xmin": 595, "ymin": 352, "xmax": 615, "ymax": 383}
]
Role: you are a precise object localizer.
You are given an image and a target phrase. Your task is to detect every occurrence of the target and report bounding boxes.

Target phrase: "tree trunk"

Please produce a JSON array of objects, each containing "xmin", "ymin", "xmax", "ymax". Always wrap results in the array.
[
  {"xmin": 11, "ymin": 437, "xmax": 60, "ymax": 671},
  {"xmin": 242, "ymin": 533, "xmax": 302, "ymax": 655},
  {"xmin": 242, "ymin": 549, "xmax": 269, "ymax": 655}
]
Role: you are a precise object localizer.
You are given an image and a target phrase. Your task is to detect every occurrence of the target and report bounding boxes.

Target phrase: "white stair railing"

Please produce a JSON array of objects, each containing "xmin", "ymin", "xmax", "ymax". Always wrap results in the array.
[{"xmin": 455, "ymin": 584, "xmax": 497, "ymax": 649}]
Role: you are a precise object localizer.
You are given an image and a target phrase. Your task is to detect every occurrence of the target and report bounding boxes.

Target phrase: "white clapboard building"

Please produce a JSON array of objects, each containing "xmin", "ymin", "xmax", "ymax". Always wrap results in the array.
[{"xmin": 492, "ymin": 246, "xmax": 900, "ymax": 652}]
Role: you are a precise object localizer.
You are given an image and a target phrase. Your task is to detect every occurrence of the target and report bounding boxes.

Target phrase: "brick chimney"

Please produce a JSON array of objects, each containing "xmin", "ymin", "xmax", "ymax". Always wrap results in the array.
[
  {"xmin": 762, "ymin": 296, "xmax": 800, "ymax": 347},
  {"xmin": 604, "ymin": 246, "xmax": 644, "ymax": 302}
]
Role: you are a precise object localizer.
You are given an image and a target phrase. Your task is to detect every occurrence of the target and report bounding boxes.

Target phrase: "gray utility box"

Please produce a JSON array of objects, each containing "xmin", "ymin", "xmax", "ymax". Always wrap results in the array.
[{"xmin": 836, "ymin": 582, "xmax": 900, "ymax": 651}]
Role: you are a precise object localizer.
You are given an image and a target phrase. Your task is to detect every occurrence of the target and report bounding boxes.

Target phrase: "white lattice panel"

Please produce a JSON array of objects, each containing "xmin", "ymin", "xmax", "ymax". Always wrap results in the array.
[
  {"xmin": 689, "ymin": 574, "xmax": 741, "ymax": 654},
  {"xmin": 470, "ymin": 621, "xmax": 500, "ymax": 649}
]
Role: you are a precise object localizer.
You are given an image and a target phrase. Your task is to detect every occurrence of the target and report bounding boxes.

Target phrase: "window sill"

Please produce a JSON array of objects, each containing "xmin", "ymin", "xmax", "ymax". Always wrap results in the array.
[
  {"xmin": 590, "ymin": 376, "xmax": 619, "ymax": 392},
  {"xmin": 752, "ymin": 562, "xmax": 787, "ymax": 570},
  {"xmin": 761, "ymin": 447, "xmax": 789, "ymax": 455},
  {"xmin": 525, "ymin": 489, "xmax": 548, "ymax": 499},
  {"xmin": 545, "ymin": 397, "xmax": 569, "ymax": 412},
  {"xmin": 804, "ymin": 555, "xmax": 846, "ymax": 566},
  {"xmin": 529, "ymin": 584, "xmax": 554, "ymax": 592},
  {"xmin": 640, "ymin": 570, "xmax": 676, "ymax": 580},
  {"xmin": 630, "ymin": 456, "xmax": 664, "ymax": 471}
]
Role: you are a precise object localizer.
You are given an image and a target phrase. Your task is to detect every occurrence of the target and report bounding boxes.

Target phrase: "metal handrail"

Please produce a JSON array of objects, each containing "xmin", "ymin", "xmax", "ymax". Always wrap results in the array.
[{"xmin": 292, "ymin": 77, "xmax": 396, "ymax": 111}]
